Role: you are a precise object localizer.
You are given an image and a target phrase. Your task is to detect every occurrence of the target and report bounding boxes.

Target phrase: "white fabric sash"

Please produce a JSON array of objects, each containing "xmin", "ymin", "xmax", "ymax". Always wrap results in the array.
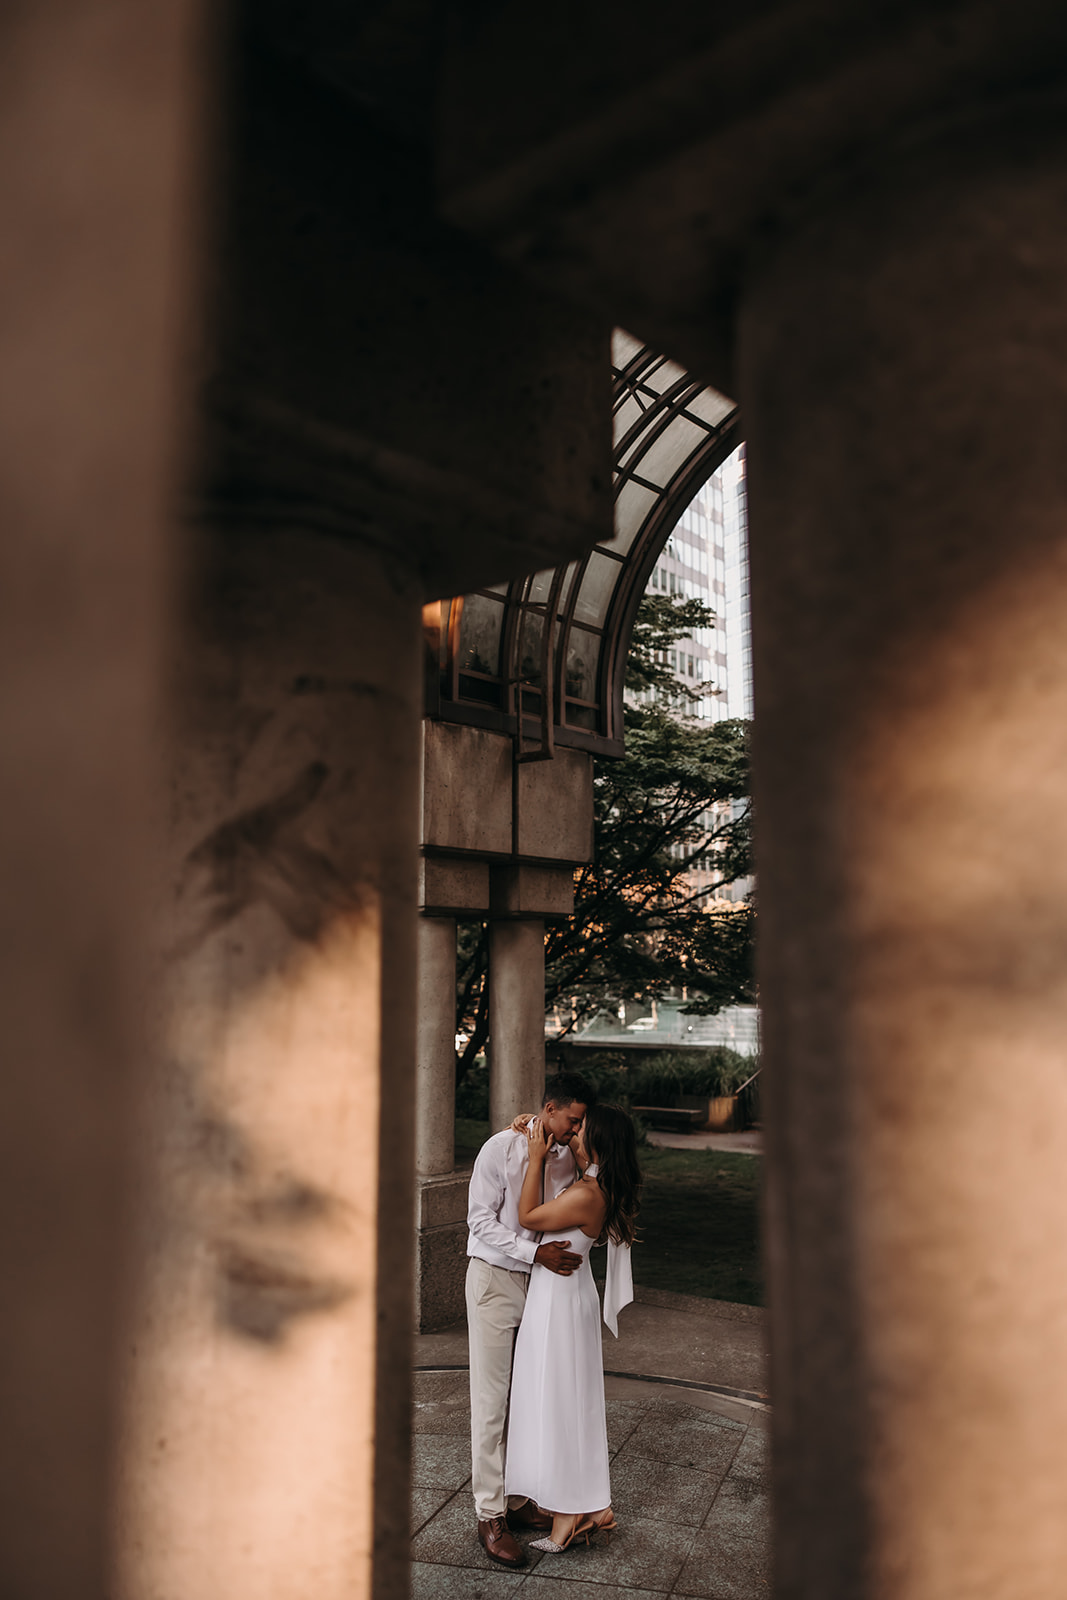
[
  {"xmin": 585, "ymin": 1163, "xmax": 633, "ymax": 1336},
  {"xmin": 602, "ymin": 1238, "xmax": 633, "ymax": 1337}
]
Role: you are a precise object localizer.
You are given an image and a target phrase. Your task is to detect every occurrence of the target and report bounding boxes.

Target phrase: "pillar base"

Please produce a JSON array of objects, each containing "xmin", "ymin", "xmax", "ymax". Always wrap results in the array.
[{"xmin": 415, "ymin": 1173, "xmax": 469, "ymax": 1333}]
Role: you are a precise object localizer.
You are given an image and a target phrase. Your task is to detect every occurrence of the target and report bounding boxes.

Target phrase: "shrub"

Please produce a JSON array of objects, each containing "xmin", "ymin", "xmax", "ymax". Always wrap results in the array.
[
  {"xmin": 452, "ymin": 1044, "xmax": 757, "ymax": 1136},
  {"xmin": 627, "ymin": 1110, "xmax": 651, "ymax": 1148},
  {"xmin": 628, "ymin": 1046, "xmax": 752, "ymax": 1104},
  {"xmin": 455, "ymin": 1054, "xmax": 489, "ymax": 1120},
  {"xmin": 559, "ymin": 1050, "xmax": 631, "ymax": 1101}
]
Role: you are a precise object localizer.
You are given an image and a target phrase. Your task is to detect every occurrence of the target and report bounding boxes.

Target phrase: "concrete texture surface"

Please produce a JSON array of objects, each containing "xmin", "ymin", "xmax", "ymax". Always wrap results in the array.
[
  {"xmin": 412, "ymin": 1288, "xmax": 770, "ymax": 1596},
  {"xmin": 645, "ymin": 1133, "xmax": 763, "ymax": 1156}
]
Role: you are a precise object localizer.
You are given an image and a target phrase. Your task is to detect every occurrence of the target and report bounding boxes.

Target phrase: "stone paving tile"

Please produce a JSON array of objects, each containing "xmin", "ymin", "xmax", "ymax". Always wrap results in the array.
[
  {"xmin": 605, "ymin": 1397, "xmax": 652, "ymax": 1454},
  {"xmin": 410, "ymin": 1489, "xmax": 548, "ymax": 1573},
  {"xmin": 412, "ymin": 1488, "xmax": 456, "ymax": 1537},
  {"xmin": 411, "ymin": 1559, "xmax": 528, "ymax": 1599},
  {"xmin": 729, "ymin": 1418, "xmax": 770, "ymax": 1472},
  {"xmin": 520, "ymin": 1576, "xmax": 667, "ymax": 1600},
  {"xmin": 621, "ymin": 1401, "xmax": 744, "ymax": 1473},
  {"xmin": 412, "ymin": 1434, "xmax": 472, "ymax": 1490},
  {"xmin": 610, "ymin": 1454, "xmax": 723, "ymax": 1529},
  {"xmin": 674, "ymin": 1476, "xmax": 771, "ymax": 1598},
  {"xmin": 411, "ymin": 1392, "xmax": 770, "ymax": 1600},
  {"xmin": 414, "ymin": 1370, "xmax": 470, "ymax": 1404},
  {"xmin": 530, "ymin": 1513, "xmax": 696, "ymax": 1593},
  {"xmin": 707, "ymin": 1418, "xmax": 769, "ymax": 1515},
  {"xmin": 412, "ymin": 1398, "xmax": 472, "ymax": 1437}
]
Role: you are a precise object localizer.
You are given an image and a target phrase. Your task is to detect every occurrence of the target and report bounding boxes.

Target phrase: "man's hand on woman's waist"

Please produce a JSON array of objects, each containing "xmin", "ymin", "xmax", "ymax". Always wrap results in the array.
[{"xmin": 534, "ymin": 1241, "xmax": 581, "ymax": 1275}]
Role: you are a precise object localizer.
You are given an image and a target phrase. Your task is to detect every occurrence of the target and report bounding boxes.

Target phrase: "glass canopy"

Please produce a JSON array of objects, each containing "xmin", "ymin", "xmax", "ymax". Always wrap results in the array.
[{"xmin": 423, "ymin": 333, "xmax": 740, "ymax": 759}]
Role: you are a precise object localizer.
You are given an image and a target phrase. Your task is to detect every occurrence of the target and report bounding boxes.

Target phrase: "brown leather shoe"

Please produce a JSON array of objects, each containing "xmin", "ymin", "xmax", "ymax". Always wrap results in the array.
[
  {"xmin": 478, "ymin": 1516, "xmax": 527, "ymax": 1568},
  {"xmin": 507, "ymin": 1500, "xmax": 553, "ymax": 1532}
]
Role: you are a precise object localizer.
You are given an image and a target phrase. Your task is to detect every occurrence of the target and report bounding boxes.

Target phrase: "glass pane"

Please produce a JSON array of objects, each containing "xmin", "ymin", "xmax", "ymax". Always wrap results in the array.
[
  {"xmin": 631, "ymin": 415, "xmax": 708, "ymax": 492},
  {"xmin": 565, "ymin": 625, "xmax": 601, "ymax": 701},
  {"xmin": 613, "ymin": 392, "xmax": 645, "ymax": 447},
  {"xmin": 574, "ymin": 549, "xmax": 624, "ymax": 628},
  {"xmin": 684, "ymin": 386, "xmax": 737, "ymax": 430},
  {"xmin": 612, "ymin": 328, "xmax": 643, "ymax": 369},
  {"xmin": 525, "ymin": 568, "xmax": 557, "ymax": 605},
  {"xmin": 566, "ymin": 703, "xmax": 598, "ymax": 731},
  {"xmin": 638, "ymin": 355, "xmax": 688, "ymax": 396},
  {"xmin": 558, "ymin": 560, "xmax": 581, "ymax": 615},
  {"xmin": 457, "ymin": 674, "xmax": 502, "ymax": 706},
  {"xmin": 517, "ymin": 608, "xmax": 544, "ymax": 685},
  {"xmin": 458, "ymin": 592, "xmax": 505, "ymax": 677},
  {"xmin": 603, "ymin": 478, "xmax": 658, "ymax": 553}
]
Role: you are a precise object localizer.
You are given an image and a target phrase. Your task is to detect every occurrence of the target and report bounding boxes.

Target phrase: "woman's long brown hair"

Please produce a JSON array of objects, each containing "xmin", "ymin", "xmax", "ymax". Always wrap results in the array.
[{"xmin": 584, "ymin": 1103, "xmax": 642, "ymax": 1247}]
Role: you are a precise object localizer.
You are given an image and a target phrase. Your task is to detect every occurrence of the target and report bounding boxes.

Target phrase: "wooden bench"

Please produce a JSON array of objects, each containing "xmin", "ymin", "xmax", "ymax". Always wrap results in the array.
[{"xmin": 631, "ymin": 1103, "xmax": 706, "ymax": 1132}]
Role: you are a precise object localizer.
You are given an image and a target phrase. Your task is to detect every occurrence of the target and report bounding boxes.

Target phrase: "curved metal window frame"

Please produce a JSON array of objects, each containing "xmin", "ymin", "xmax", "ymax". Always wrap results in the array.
[{"xmin": 426, "ymin": 340, "xmax": 741, "ymax": 759}]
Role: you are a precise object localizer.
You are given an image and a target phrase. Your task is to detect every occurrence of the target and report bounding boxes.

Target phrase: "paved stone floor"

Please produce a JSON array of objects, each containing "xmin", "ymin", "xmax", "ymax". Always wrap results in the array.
[{"xmin": 410, "ymin": 1367, "xmax": 771, "ymax": 1599}]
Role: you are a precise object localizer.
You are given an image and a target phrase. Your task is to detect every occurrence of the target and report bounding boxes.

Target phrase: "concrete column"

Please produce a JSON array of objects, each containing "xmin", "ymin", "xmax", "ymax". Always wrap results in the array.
[
  {"xmin": 413, "ymin": 914, "xmax": 467, "ymax": 1331},
  {"xmin": 113, "ymin": 526, "xmax": 420, "ymax": 1600},
  {"xmin": 489, "ymin": 919, "xmax": 546, "ymax": 1132},
  {"xmin": 740, "ymin": 114, "xmax": 1067, "ymax": 1598},
  {"xmin": 416, "ymin": 916, "xmax": 458, "ymax": 1178},
  {"xmin": 0, "ymin": 5, "xmax": 198, "ymax": 1597}
]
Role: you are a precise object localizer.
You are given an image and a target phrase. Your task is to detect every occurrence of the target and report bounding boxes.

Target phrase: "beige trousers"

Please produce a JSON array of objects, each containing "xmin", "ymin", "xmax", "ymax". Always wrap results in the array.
[{"xmin": 465, "ymin": 1257, "xmax": 530, "ymax": 1521}]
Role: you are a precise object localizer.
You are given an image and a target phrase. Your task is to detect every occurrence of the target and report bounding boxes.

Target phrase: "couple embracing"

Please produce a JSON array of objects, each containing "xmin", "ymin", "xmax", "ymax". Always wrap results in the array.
[{"xmin": 465, "ymin": 1073, "xmax": 642, "ymax": 1567}]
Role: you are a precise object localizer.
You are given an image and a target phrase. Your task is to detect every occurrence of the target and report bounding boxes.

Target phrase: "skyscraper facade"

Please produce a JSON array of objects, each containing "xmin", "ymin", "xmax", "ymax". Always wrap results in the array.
[
  {"xmin": 639, "ymin": 442, "xmax": 753, "ymax": 907},
  {"xmin": 720, "ymin": 443, "xmax": 753, "ymax": 720},
  {"xmin": 641, "ymin": 441, "xmax": 750, "ymax": 720}
]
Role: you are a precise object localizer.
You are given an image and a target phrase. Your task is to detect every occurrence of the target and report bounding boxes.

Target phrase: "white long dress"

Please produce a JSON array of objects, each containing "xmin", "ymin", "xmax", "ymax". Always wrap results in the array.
[{"xmin": 503, "ymin": 1224, "xmax": 611, "ymax": 1514}]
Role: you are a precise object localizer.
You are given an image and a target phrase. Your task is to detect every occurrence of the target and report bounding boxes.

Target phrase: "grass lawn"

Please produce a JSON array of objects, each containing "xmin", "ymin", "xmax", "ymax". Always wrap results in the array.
[{"xmin": 453, "ymin": 1118, "xmax": 763, "ymax": 1307}]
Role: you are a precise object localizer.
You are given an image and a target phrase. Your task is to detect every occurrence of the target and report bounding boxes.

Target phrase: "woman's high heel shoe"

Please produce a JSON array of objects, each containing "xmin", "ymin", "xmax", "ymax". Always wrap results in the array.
[
  {"xmin": 531, "ymin": 1508, "xmax": 617, "ymax": 1554},
  {"xmin": 530, "ymin": 1519, "xmax": 581, "ymax": 1554},
  {"xmin": 584, "ymin": 1509, "xmax": 618, "ymax": 1545}
]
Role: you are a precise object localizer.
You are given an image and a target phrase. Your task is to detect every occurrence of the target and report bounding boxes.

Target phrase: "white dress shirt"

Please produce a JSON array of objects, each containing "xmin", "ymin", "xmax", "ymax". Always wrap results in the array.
[{"xmin": 467, "ymin": 1128, "xmax": 577, "ymax": 1271}]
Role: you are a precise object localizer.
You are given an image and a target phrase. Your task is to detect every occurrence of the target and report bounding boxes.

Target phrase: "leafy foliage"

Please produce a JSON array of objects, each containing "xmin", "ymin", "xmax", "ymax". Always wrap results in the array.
[
  {"xmin": 454, "ymin": 1052, "xmax": 490, "ymax": 1120},
  {"xmin": 455, "ymin": 594, "xmax": 756, "ymax": 1080},
  {"xmin": 566, "ymin": 1046, "xmax": 755, "ymax": 1103},
  {"xmin": 623, "ymin": 594, "xmax": 718, "ymax": 706},
  {"xmin": 627, "ymin": 1047, "xmax": 755, "ymax": 1101}
]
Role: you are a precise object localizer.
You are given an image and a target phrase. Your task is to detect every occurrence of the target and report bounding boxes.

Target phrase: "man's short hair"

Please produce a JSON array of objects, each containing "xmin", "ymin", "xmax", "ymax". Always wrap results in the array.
[{"xmin": 542, "ymin": 1072, "xmax": 597, "ymax": 1110}]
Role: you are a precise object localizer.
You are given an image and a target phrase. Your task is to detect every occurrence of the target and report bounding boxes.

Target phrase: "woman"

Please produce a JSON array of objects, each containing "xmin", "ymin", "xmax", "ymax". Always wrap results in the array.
[{"xmin": 504, "ymin": 1102, "xmax": 642, "ymax": 1553}]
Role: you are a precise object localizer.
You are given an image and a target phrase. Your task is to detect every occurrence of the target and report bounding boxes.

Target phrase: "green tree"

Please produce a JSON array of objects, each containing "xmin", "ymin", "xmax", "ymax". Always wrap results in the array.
[{"xmin": 456, "ymin": 594, "xmax": 755, "ymax": 1077}]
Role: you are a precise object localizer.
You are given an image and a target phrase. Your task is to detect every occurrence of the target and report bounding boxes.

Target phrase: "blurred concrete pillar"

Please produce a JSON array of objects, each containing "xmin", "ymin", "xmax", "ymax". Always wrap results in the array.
[
  {"xmin": 489, "ymin": 919, "xmax": 546, "ymax": 1132},
  {"xmin": 416, "ymin": 916, "xmax": 457, "ymax": 1178},
  {"xmin": 113, "ymin": 527, "xmax": 420, "ymax": 1600},
  {"xmin": 0, "ymin": 3, "xmax": 199, "ymax": 1596},
  {"xmin": 106, "ymin": 0, "xmax": 612, "ymax": 1574},
  {"xmin": 741, "ymin": 112, "xmax": 1067, "ymax": 1600}
]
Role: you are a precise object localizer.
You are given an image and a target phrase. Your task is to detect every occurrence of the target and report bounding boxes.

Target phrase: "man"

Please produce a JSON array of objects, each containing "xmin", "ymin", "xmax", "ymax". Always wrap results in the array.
[{"xmin": 465, "ymin": 1072, "xmax": 596, "ymax": 1568}]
